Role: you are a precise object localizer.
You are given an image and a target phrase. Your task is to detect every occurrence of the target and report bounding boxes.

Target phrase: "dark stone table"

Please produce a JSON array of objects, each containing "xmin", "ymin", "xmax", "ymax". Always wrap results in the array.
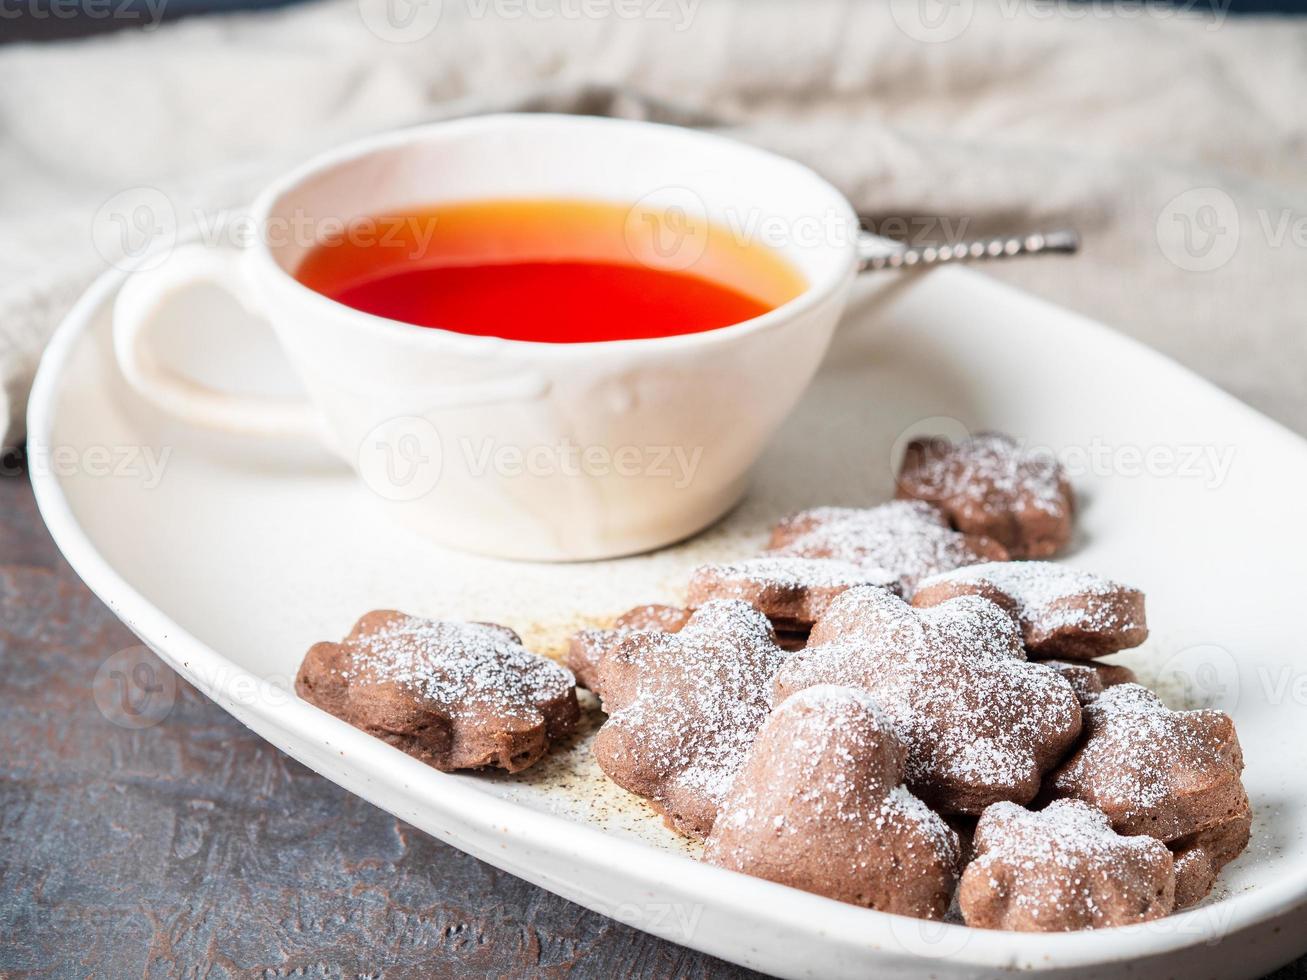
[
  {"xmin": 0, "ymin": 466, "xmax": 757, "ymax": 978},
  {"xmin": 0, "ymin": 464, "xmax": 1300, "ymax": 978}
]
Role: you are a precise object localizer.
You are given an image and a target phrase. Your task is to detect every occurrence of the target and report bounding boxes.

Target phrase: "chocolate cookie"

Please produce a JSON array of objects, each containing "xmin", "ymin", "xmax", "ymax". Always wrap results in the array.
[
  {"xmin": 896, "ymin": 432, "xmax": 1074, "ymax": 558},
  {"xmin": 774, "ymin": 586, "xmax": 1082, "ymax": 814},
  {"xmin": 687, "ymin": 556, "xmax": 898, "ymax": 632},
  {"xmin": 1037, "ymin": 659, "xmax": 1137, "ymax": 706},
  {"xmin": 1084, "ymin": 660, "xmax": 1137, "ymax": 688},
  {"xmin": 705, "ymin": 686, "xmax": 959, "ymax": 920},
  {"xmin": 593, "ymin": 599, "xmax": 790, "ymax": 839},
  {"xmin": 768, "ymin": 500, "xmax": 1009, "ymax": 594},
  {"xmin": 566, "ymin": 604, "xmax": 690, "ymax": 694},
  {"xmin": 913, "ymin": 561, "xmax": 1147, "ymax": 660},
  {"xmin": 1171, "ymin": 796, "xmax": 1253, "ymax": 908},
  {"xmin": 959, "ymin": 799, "xmax": 1174, "ymax": 931},
  {"xmin": 296, "ymin": 610, "xmax": 579, "ymax": 773},
  {"xmin": 1172, "ymin": 846, "xmax": 1216, "ymax": 911},
  {"xmin": 1050, "ymin": 683, "xmax": 1249, "ymax": 844}
]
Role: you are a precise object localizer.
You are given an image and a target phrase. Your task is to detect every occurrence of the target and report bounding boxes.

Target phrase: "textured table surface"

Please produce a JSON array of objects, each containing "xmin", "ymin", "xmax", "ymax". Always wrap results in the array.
[
  {"xmin": 0, "ymin": 465, "xmax": 1301, "ymax": 979},
  {"xmin": 0, "ymin": 468, "xmax": 758, "ymax": 978}
]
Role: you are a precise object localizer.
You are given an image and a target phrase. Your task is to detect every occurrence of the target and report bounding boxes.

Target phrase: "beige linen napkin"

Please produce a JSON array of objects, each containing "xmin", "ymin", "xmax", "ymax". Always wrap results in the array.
[{"xmin": 2, "ymin": 0, "xmax": 1304, "ymax": 446}]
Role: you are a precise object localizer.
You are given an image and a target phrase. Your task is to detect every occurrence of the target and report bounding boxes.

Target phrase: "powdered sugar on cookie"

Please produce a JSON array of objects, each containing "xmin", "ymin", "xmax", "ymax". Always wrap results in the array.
[
  {"xmin": 914, "ymin": 560, "xmax": 1147, "ymax": 659},
  {"xmin": 696, "ymin": 556, "xmax": 892, "ymax": 590},
  {"xmin": 960, "ymin": 799, "xmax": 1174, "ymax": 930},
  {"xmin": 767, "ymin": 500, "xmax": 1009, "ymax": 594},
  {"xmin": 776, "ymin": 586, "xmax": 1082, "ymax": 814},
  {"xmin": 593, "ymin": 599, "xmax": 790, "ymax": 839},
  {"xmin": 344, "ymin": 616, "xmax": 573, "ymax": 718},
  {"xmin": 688, "ymin": 556, "xmax": 898, "ymax": 630},
  {"xmin": 1051, "ymin": 683, "xmax": 1248, "ymax": 842},
  {"xmin": 566, "ymin": 604, "xmax": 690, "ymax": 694},
  {"xmin": 706, "ymin": 685, "xmax": 959, "ymax": 919},
  {"xmin": 295, "ymin": 610, "xmax": 579, "ymax": 773},
  {"xmin": 896, "ymin": 433, "xmax": 1074, "ymax": 559}
]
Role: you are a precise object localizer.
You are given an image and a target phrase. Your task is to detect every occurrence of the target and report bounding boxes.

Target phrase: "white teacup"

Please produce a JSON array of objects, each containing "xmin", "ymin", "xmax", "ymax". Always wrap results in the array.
[{"xmin": 113, "ymin": 114, "xmax": 860, "ymax": 561}]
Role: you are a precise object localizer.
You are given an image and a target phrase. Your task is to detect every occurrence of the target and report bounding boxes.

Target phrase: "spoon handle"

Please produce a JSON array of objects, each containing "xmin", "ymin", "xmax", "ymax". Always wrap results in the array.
[{"xmin": 857, "ymin": 229, "xmax": 1079, "ymax": 273}]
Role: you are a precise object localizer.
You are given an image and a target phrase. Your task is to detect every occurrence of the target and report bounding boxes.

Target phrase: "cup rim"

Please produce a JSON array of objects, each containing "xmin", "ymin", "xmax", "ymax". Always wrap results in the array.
[{"xmin": 248, "ymin": 113, "xmax": 858, "ymax": 354}]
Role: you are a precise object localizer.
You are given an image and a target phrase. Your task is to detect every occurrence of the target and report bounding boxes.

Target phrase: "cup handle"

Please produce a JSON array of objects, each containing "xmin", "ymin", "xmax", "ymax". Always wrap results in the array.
[{"xmin": 113, "ymin": 243, "xmax": 319, "ymax": 439}]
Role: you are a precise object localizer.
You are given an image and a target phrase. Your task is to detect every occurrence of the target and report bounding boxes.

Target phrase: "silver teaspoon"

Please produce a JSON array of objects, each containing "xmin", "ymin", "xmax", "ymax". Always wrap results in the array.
[{"xmin": 858, "ymin": 229, "xmax": 1079, "ymax": 273}]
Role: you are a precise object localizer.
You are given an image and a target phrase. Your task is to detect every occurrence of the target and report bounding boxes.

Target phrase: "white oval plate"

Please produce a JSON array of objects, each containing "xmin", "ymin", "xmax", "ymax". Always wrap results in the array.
[{"xmin": 28, "ymin": 262, "xmax": 1307, "ymax": 979}]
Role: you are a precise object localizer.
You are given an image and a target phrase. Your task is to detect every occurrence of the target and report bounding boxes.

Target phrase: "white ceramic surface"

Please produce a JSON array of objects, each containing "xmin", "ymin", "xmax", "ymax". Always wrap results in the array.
[
  {"xmin": 30, "ymin": 262, "xmax": 1307, "ymax": 979},
  {"xmin": 111, "ymin": 114, "xmax": 859, "ymax": 561}
]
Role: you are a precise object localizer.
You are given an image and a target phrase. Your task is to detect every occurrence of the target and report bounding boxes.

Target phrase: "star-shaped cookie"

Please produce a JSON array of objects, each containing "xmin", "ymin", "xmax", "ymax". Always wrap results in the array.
[
  {"xmin": 705, "ymin": 685, "xmax": 959, "ymax": 920},
  {"xmin": 767, "ymin": 500, "xmax": 1009, "ymax": 595},
  {"xmin": 687, "ymin": 556, "xmax": 898, "ymax": 631},
  {"xmin": 592, "ymin": 599, "xmax": 790, "ymax": 839},
  {"xmin": 566, "ymin": 604, "xmax": 690, "ymax": 695},
  {"xmin": 1037, "ymin": 658, "xmax": 1137, "ymax": 706},
  {"xmin": 774, "ymin": 586, "xmax": 1082, "ymax": 814},
  {"xmin": 959, "ymin": 799, "xmax": 1174, "ymax": 931},
  {"xmin": 1171, "ymin": 795, "xmax": 1252, "ymax": 909},
  {"xmin": 913, "ymin": 561, "xmax": 1148, "ymax": 659},
  {"xmin": 296, "ymin": 610, "xmax": 579, "ymax": 773},
  {"xmin": 896, "ymin": 432, "xmax": 1074, "ymax": 558},
  {"xmin": 1049, "ymin": 683, "xmax": 1249, "ymax": 844}
]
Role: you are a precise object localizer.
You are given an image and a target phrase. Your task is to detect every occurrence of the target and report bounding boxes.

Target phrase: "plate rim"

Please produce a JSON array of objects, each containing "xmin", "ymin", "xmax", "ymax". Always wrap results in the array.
[{"xmin": 26, "ymin": 262, "xmax": 1307, "ymax": 975}]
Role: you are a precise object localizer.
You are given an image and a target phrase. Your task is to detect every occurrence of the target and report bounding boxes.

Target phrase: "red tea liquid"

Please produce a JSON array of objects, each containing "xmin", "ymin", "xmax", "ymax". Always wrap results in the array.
[{"xmin": 294, "ymin": 199, "xmax": 806, "ymax": 343}]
